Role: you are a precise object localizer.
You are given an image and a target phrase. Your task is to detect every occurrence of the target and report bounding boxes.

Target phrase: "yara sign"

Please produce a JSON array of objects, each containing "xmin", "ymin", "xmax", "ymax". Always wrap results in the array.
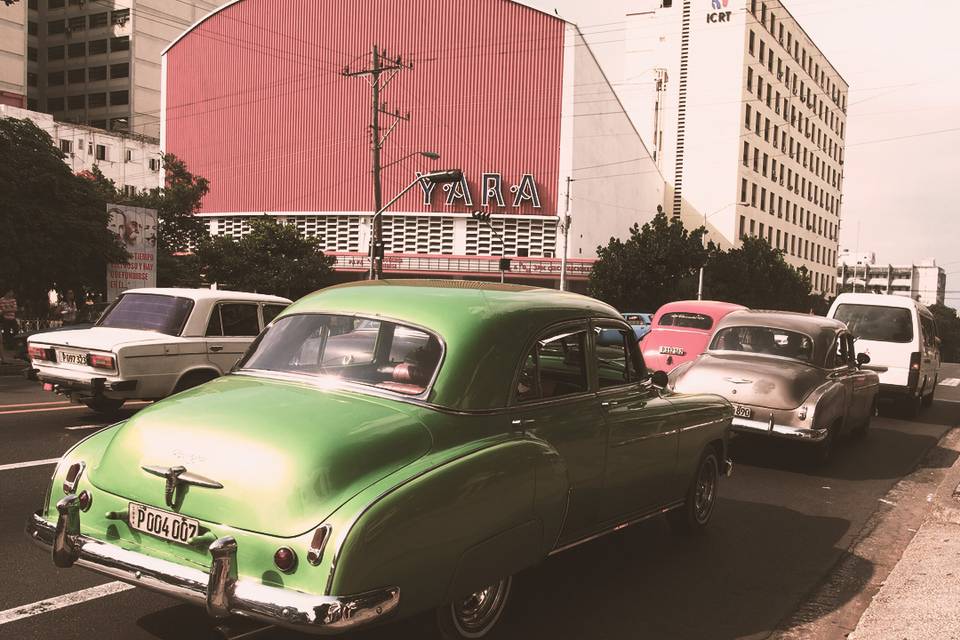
[{"xmin": 416, "ymin": 172, "xmax": 542, "ymax": 209}]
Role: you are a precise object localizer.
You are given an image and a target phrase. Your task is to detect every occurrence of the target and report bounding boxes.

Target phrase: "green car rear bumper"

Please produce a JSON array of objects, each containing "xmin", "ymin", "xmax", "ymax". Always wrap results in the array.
[{"xmin": 26, "ymin": 497, "xmax": 399, "ymax": 634}]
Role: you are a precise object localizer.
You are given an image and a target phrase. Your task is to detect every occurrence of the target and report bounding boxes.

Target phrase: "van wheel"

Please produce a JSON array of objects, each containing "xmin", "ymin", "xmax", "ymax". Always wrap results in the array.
[
  {"xmin": 81, "ymin": 397, "xmax": 125, "ymax": 414},
  {"xmin": 668, "ymin": 446, "xmax": 720, "ymax": 534},
  {"xmin": 436, "ymin": 576, "xmax": 512, "ymax": 639}
]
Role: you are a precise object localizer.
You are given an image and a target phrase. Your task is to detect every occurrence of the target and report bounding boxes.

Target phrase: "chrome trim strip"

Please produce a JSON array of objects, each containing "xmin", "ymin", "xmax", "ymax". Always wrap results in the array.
[
  {"xmin": 731, "ymin": 417, "xmax": 829, "ymax": 442},
  {"xmin": 549, "ymin": 501, "xmax": 685, "ymax": 556},
  {"xmin": 611, "ymin": 429, "xmax": 678, "ymax": 448},
  {"xmin": 679, "ymin": 418, "xmax": 727, "ymax": 433},
  {"xmin": 26, "ymin": 511, "xmax": 399, "ymax": 633}
]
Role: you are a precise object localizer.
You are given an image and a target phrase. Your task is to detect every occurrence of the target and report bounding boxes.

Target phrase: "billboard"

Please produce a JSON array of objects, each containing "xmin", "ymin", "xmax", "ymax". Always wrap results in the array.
[{"xmin": 106, "ymin": 204, "xmax": 157, "ymax": 301}]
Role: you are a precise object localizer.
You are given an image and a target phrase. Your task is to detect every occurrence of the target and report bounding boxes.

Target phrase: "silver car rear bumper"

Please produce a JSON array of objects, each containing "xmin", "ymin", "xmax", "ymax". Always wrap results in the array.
[
  {"xmin": 731, "ymin": 417, "xmax": 829, "ymax": 442},
  {"xmin": 26, "ymin": 496, "xmax": 398, "ymax": 634}
]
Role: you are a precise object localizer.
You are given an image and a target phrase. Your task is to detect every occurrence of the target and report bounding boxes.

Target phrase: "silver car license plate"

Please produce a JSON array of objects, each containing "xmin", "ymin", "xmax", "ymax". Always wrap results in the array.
[
  {"xmin": 128, "ymin": 502, "xmax": 200, "ymax": 545},
  {"xmin": 57, "ymin": 349, "xmax": 88, "ymax": 365},
  {"xmin": 733, "ymin": 405, "xmax": 752, "ymax": 419}
]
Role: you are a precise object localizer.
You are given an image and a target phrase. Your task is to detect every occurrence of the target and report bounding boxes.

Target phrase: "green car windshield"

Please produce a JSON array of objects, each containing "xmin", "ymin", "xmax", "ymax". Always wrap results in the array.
[{"xmin": 239, "ymin": 314, "xmax": 441, "ymax": 395}]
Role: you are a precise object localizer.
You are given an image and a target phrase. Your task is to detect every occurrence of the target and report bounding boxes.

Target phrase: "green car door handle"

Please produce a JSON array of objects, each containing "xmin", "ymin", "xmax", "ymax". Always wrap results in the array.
[{"xmin": 511, "ymin": 418, "xmax": 535, "ymax": 428}]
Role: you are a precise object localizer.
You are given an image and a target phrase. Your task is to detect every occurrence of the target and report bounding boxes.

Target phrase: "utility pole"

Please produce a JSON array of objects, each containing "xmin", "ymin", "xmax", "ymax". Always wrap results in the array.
[
  {"xmin": 560, "ymin": 176, "xmax": 572, "ymax": 292},
  {"xmin": 343, "ymin": 45, "xmax": 411, "ymax": 279}
]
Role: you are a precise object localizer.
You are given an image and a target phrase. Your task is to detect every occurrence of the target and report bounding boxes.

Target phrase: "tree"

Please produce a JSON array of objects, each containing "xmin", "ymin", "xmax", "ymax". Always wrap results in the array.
[
  {"xmin": 589, "ymin": 209, "xmax": 712, "ymax": 311},
  {"xmin": 0, "ymin": 117, "xmax": 127, "ymax": 311},
  {"xmin": 702, "ymin": 236, "xmax": 814, "ymax": 311},
  {"xmin": 196, "ymin": 217, "xmax": 334, "ymax": 299},
  {"xmin": 929, "ymin": 304, "xmax": 960, "ymax": 363}
]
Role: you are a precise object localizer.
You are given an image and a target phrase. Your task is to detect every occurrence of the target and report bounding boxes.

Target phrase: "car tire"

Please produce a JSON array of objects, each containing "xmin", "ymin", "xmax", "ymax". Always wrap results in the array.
[
  {"xmin": 173, "ymin": 370, "xmax": 218, "ymax": 394},
  {"xmin": 667, "ymin": 446, "xmax": 720, "ymax": 535},
  {"xmin": 435, "ymin": 576, "xmax": 512, "ymax": 640},
  {"xmin": 851, "ymin": 400, "xmax": 876, "ymax": 439},
  {"xmin": 810, "ymin": 420, "xmax": 840, "ymax": 466},
  {"xmin": 81, "ymin": 397, "xmax": 125, "ymax": 414}
]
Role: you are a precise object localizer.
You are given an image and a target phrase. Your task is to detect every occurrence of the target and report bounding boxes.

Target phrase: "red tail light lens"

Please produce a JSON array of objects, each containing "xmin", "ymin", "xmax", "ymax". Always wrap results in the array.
[
  {"xmin": 89, "ymin": 354, "xmax": 115, "ymax": 369},
  {"xmin": 274, "ymin": 547, "xmax": 297, "ymax": 573},
  {"xmin": 909, "ymin": 352, "xmax": 921, "ymax": 371},
  {"xmin": 28, "ymin": 345, "xmax": 54, "ymax": 362}
]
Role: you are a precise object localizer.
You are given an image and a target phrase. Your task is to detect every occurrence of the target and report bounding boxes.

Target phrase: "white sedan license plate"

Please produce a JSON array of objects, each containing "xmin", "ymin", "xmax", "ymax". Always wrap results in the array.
[
  {"xmin": 734, "ymin": 405, "xmax": 752, "ymax": 419},
  {"xmin": 128, "ymin": 502, "xmax": 200, "ymax": 545},
  {"xmin": 58, "ymin": 349, "xmax": 88, "ymax": 365}
]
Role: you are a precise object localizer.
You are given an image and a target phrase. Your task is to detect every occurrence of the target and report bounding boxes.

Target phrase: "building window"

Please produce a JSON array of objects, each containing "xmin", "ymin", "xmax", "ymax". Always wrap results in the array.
[
  {"xmin": 109, "ymin": 90, "xmax": 129, "ymax": 106},
  {"xmin": 747, "ymin": 67, "xmax": 753, "ymax": 91},
  {"xmin": 68, "ymin": 42, "xmax": 85, "ymax": 58},
  {"xmin": 759, "ymin": 222, "xmax": 765, "ymax": 238},
  {"xmin": 67, "ymin": 94, "xmax": 84, "ymax": 110},
  {"xmin": 759, "ymin": 40, "xmax": 765, "ymax": 61},
  {"xmin": 48, "ymin": 97, "xmax": 65, "ymax": 112},
  {"xmin": 762, "ymin": 153, "xmax": 768, "ymax": 177},
  {"xmin": 743, "ymin": 141, "xmax": 749, "ymax": 166},
  {"xmin": 750, "ymin": 219, "xmax": 756, "ymax": 236},
  {"xmin": 68, "ymin": 16, "xmax": 86, "ymax": 31},
  {"xmin": 88, "ymin": 92, "xmax": 106, "ymax": 108},
  {"xmin": 88, "ymin": 66, "xmax": 107, "ymax": 81},
  {"xmin": 125, "ymin": 149, "xmax": 134, "ymax": 162},
  {"xmin": 48, "ymin": 45, "xmax": 65, "ymax": 61},
  {"xmin": 745, "ymin": 103, "xmax": 752, "ymax": 128},
  {"xmin": 66, "ymin": 68, "xmax": 85, "ymax": 83},
  {"xmin": 749, "ymin": 31, "xmax": 755, "ymax": 56},
  {"xmin": 741, "ymin": 178, "xmax": 748, "ymax": 203},
  {"xmin": 760, "ymin": 188, "xmax": 766, "ymax": 212},
  {"xmin": 48, "ymin": 0, "xmax": 65, "ymax": 8},
  {"xmin": 751, "ymin": 183, "xmax": 758, "ymax": 207},
  {"xmin": 110, "ymin": 63, "xmax": 129, "ymax": 79},
  {"xmin": 89, "ymin": 13, "xmax": 108, "ymax": 29},
  {"xmin": 122, "ymin": 185, "xmax": 136, "ymax": 197},
  {"xmin": 149, "ymin": 157, "xmax": 161, "ymax": 171},
  {"xmin": 95, "ymin": 144, "xmax": 107, "ymax": 161},
  {"xmin": 110, "ymin": 36, "xmax": 130, "ymax": 52},
  {"xmin": 753, "ymin": 148, "xmax": 759, "ymax": 172},
  {"xmin": 740, "ymin": 215, "xmax": 746, "ymax": 238},
  {"xmin": 59, "ymin": 139, "xmax": 73, "ymax": 154},
  {"xmin": 112, "ymin": 9, "xmax": 130, "ymax": 26},
  {"xmin": 27, "ymin": 72, "xmax": 38, "ymax": 87},
  {"xmin": 48, "ymin": 19, "xmax": 65, "ymax": 35},
  {"xmin": 47, "ymin": 70, "xmax": 64, "ymax": 86},
  {"xmin": 88, "ymin": 39, "xmax": 107, "ymax": 55},
  {"xmin": 28, "ymin": 21, "xmax": 38, "ymax": 36}
]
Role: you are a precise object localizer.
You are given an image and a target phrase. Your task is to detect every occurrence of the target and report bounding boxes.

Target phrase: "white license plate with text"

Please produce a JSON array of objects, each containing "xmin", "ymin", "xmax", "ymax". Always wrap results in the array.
[
  {"xmin": 733, "ymin": 405, "xmax": 752, "ymax": 419},
  {"xmin": 57, "ymin": 350, "xmax": 88, "ymax": 366},
  {"xmin": 128, "ymin": 502, "xmax": 200, "ymax": 545}
]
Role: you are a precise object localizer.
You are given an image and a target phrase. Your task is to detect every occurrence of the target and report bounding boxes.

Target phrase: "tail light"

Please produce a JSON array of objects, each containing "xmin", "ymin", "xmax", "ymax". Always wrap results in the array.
[
  {"xmin": 63, "ymin": 461, "xmax": 85, "ymax": 494},
  {"xmin": 907, "ymin": 351, "xmax": 921, "ymax": 391},
  {"xmin": 89, "ymin": 354, "xmax": 115, "ymax": 370},
  {"xmin": 274, "ymin": 547, "xmax": 297, "ymax": 573},
  {"xmin": 307, "ymin": 524, "xmax": 332, "ymax": 566},
  {"xmin": 28, "ymin": 345, "xmax": 55, "ymax": 362},
  {"xmin": 78, "ymin": 490, "xmax": 93, "ymax": 512}
]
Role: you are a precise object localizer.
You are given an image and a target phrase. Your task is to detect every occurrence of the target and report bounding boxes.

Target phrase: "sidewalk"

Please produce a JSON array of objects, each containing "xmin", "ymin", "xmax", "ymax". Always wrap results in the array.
[{"xmin": 849, "ymin": 431, "xmax": 960, "ymax": 640}]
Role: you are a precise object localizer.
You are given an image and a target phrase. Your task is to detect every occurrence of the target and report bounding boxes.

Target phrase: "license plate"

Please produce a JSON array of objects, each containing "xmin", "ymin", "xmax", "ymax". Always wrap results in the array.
[
  {"xmin": 659, "ymin": 346, "xmax": 685, "ymax": 356},
  {"xmin": 734, "ymin": 405, "xmax": 752, "ymax": 419},
  {"xmin": 128, "ymin": 502, "xmax": 200, "ymax": 545},
  {"xmin": 58, "ymin": 349, "xmax": 88, "ymax": 366}
]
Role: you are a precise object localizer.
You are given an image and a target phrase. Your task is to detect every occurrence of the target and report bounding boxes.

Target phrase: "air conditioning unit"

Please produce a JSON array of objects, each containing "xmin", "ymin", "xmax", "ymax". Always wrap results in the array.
[{"xmin": 118, "ymin": 16, "xmax": 128, "ymax": 26}]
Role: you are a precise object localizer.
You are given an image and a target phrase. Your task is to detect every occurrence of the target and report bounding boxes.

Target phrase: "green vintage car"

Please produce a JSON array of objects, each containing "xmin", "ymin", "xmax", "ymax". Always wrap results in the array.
[{"xmin": 27, "ymin": 281, "xmax": 732, "ymax": 638}]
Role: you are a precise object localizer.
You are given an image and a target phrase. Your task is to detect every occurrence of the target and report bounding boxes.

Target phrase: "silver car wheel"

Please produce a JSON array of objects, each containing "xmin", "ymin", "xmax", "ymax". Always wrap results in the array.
[{"xmin": 450, "ymin": 576, "xmax": 512, "ymax": 638}]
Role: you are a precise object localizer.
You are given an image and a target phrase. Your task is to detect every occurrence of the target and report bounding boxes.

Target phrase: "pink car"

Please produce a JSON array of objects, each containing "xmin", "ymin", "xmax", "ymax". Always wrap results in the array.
[{"xmin": 642, "ymin": 300, "xmax": 747, "ymax": 372}]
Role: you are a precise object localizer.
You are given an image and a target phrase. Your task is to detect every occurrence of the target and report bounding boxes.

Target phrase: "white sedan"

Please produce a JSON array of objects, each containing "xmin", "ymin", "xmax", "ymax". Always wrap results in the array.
[{"xmin": 26, "ymin": 288, "xmax": 290, "ymax": 413}]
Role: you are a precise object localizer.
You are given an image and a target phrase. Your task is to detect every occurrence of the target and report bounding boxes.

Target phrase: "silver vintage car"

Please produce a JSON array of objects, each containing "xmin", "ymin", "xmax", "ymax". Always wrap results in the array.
[{"xmin": 670, "ymin": 311, "xmax": 880, "ymax": 462}]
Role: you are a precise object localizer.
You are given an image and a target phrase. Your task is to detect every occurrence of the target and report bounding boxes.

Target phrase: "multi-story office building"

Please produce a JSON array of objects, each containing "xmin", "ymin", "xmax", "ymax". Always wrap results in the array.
[
  {"xmin": 26, "ymin": 0, "xmax": 214, "ymax": 137},
  {"xmin": 540, "ymin": 0, "xmax": 849, "ymax": 295},
  {"xmin": 837, "ymin": 251, "xmax": 946, "ymax": 307},
  {"xmin": 1, "ymin": 103, "xmax": 163, "ymax": 193},
  {"xmin": 1, "ymin": 0, "xmax": 27, "ymax": 107}
]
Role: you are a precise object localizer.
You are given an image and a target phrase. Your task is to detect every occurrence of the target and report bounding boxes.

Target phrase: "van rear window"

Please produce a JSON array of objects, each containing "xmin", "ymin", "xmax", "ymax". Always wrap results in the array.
[{"xmin": 833, "ymin": 304, "xmax": 913, "ymax": 343}]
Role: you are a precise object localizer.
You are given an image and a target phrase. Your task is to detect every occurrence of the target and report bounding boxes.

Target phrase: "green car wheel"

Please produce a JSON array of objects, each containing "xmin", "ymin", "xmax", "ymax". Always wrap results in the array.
[
  {"xmin": 668, "ymin": 447, "xmax": 720, "ymax": 534},
  {"xmin": 436, "ymin": 576, "xmax": 513, "ymax": 639}
]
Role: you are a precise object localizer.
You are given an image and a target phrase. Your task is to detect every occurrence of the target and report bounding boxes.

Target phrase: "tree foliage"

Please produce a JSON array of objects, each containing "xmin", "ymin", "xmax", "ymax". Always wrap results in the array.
[
  {"xmin": 195, "ymin": 217, "xmax": 335, "ymax": 300},
  {"xmin": 929, "ymin": 303, "xmax": 960, "ymax": 363},
  {"xmin": 0, "ymin": 117, "xmax": 127, "ymax": 311},
  {"xmin": 588, "ymin": 210, "xmax": 712, "ymax": 311}
]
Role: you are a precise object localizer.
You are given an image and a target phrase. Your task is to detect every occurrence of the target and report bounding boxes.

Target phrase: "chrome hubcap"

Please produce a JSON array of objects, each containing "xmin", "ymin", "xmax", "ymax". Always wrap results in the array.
[
  {"xmin": 694, "ymin": 457, "xmax": 718, "ymax": 523},
  {"xmin": 451, "ymin": 577, "xmax": 511, "ymax": 637}
]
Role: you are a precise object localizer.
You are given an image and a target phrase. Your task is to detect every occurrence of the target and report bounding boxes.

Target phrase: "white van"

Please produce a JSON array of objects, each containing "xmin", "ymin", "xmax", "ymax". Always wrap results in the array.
[{"xmin": 827, "ymin": 293, "xmax": 940, "ymax": 416}]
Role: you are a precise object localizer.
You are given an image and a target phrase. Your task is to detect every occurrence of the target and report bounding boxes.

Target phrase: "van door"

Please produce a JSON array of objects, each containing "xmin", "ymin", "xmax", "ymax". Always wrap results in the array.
[
  {"xmin": 205, "ymin": 302, "xmax": 261, "ymax": 372},
  {"xmin": 919, "ymin": 314, "xmax": 941, "ymax": 392}
]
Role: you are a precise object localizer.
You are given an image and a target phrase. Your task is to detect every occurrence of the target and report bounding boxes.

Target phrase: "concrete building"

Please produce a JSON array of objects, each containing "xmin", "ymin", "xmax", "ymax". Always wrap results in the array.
[
  {"xmin": 837, "ymin": 251, "xmax": 946, "ymax": 306},
  {"xmin": 0, "ymin": 0, "xmax": 27, "ymax": 107},
  {"xmin": 160, "ymin": 0, "xmax": 667, "ymax": 287},
  {"xmin": 532, "ymin": 0, "xmax": 848, "ymax": 295},
  {"xmin": 1, "ymin": 103, "xmax": 162, "ymax": 193},
  {"xmin": 26, "ymin": 0, "xmax": 215, "ymax": 138}
]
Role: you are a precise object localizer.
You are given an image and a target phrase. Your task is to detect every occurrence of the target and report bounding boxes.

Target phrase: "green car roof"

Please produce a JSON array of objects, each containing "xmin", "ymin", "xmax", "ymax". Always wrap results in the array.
[{"xmin": 276, "ymin": 280, "xmax": 622, "ymax": 411}]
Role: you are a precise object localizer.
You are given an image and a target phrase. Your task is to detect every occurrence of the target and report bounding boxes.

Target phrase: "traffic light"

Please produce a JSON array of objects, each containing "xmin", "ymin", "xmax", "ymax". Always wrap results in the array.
[
  {"xmin": 498, "ymin": 257, "xmax": 511, "ymax": 271},
  {"xmin": 471, "ymin": 211, "xmax": 491, "ymax": 223}
]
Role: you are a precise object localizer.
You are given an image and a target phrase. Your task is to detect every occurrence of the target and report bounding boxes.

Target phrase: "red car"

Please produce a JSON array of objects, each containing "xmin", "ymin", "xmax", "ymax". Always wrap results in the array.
[{"xmin": 642, "ymin": 300, "xmax": 746, "ymax": 372}]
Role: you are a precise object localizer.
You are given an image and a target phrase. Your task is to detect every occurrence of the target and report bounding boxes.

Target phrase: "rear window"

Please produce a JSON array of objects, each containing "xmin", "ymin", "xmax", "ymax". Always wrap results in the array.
[
  {"xmin": 658, "ymin": 312, "xmax": 713, "ymax": 330},
  {"xmin": 98, "ymin": 294, "xmax": 194, "ymax": 335},
  {"xmin": 833, "ymin": 304, "xmax": 913, "ymax": 343},
  {"xmin": 710, "ymin": 326, "xmax": 815, "ymax": 364}
]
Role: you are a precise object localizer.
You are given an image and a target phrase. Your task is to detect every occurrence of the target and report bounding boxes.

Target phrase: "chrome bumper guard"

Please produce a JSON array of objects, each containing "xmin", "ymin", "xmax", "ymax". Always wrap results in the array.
[
  {"xmin": 731, "ymin": 417, "xmax": 829, "ymax": 442},
  {"xmin": 722, "ymin": 458, "xmax": 734, "ymax": 477},
  {"xmin": 26, "ymin": 497, "xmax": 399, "ymax": 634}
]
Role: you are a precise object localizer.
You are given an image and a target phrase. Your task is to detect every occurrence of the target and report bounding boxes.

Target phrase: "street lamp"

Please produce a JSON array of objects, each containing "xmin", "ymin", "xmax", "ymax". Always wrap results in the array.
[
  {"xmin": 369, "ymin": 169, "xmax": 463, "ymax": 279},
  {"xmin": 380, "ymin": 150, "xmax": 440, "ymax": 170}
]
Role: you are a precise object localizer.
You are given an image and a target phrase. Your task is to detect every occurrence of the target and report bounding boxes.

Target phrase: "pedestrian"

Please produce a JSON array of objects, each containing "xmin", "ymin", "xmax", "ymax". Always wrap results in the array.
[
  {"xmin": 58, "ymin": 289, "xmax": 78, "ymax": 325},
  {"xmin": 0, "ymin": 289, "xmax": 18, "ymax": 363}
]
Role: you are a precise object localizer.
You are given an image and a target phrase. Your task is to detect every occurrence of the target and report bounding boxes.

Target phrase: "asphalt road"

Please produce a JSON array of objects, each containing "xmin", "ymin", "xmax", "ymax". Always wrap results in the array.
[{"xmin": 1, "ymin": 366, "xmax": 958, "ymax": 640}]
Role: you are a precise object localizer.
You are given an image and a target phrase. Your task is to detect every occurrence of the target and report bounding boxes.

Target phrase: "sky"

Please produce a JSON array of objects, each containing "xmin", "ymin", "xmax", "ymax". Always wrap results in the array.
[{"xmin": 537, "ymin": 0, "xmax": 960, "ymax": 306}]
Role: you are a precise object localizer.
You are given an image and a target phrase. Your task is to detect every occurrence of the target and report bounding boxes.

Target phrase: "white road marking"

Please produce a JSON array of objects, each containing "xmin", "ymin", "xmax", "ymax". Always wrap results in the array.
[
  {"xmin": 879, "ymin": 498, "xmax": 896, "ymax": 506},
  {"xmin": 0, "ymin": 400, "xmax": 70, "ymax": 410},
  {"xmin": 65, "ymin": 424, "xmax": 106, "ymax": 431},
  {"xmin": 939, "ymin": 378, "xmax": 960, "ymax": 387},
  {"xmin": 938, "ymin": 399, "xmax": 960, "ymax": 404},
  {"xmin": 0, "ymin": 400, "xmax": 148, "ymax": 416},
  {"xmin": 0, "ymin": 458, "xmax": 60, "ymax": 472},
  {"xmin": 0, "ymin": 582, "xmax": 133, "ymax": 625}
]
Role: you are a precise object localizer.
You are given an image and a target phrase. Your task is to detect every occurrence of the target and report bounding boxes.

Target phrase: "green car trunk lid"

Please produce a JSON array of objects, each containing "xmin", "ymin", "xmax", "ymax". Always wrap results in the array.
[{"xmin": 88, "ymin": 375, "xmax": 433, "ymax": 538}]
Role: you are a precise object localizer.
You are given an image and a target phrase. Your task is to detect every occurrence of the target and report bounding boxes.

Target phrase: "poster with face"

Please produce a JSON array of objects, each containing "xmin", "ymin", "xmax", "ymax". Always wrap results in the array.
[{"xmin": 106, "ymin": 204, "xmax": 158, "ymax": 301}]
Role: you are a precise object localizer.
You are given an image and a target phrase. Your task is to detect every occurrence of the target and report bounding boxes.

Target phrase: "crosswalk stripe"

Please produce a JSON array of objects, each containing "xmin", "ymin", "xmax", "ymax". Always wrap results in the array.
[{"xmin": 0, "ymin": 582, "xmax": 133, "ymax": 625}]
